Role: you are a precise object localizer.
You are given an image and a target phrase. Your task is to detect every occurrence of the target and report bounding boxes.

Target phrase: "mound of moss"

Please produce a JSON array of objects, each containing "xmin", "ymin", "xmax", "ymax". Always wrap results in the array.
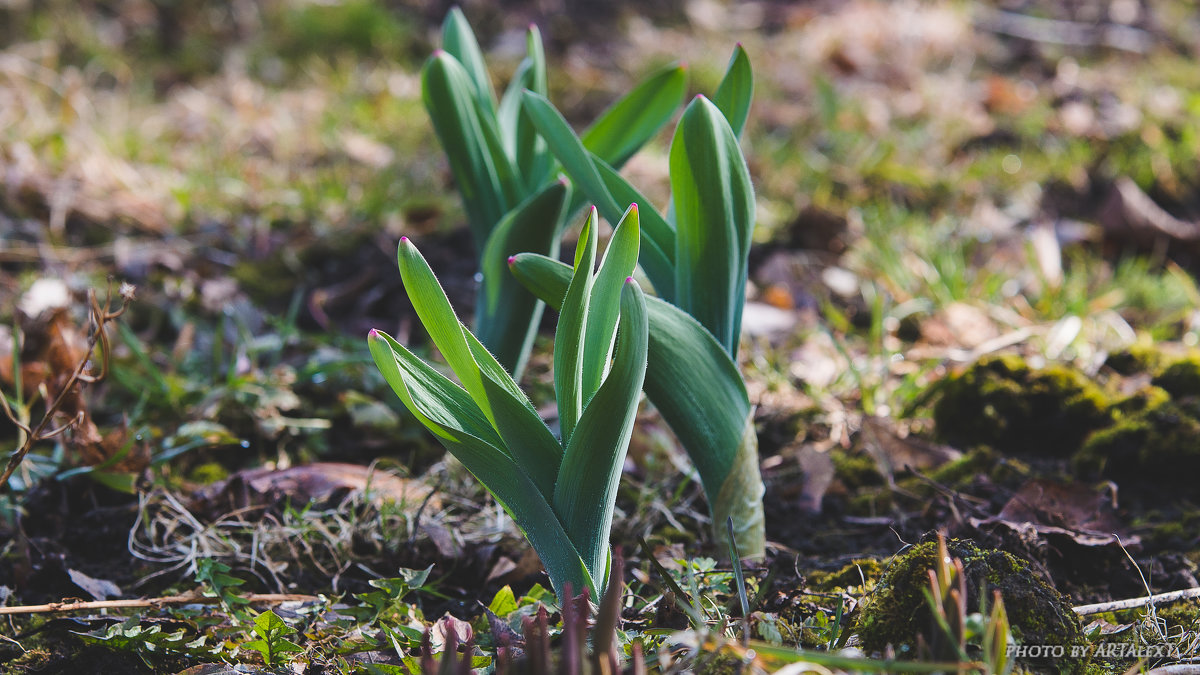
[
  {"xmin": 932, "ymin": 355, "xmax": 1114, "ymax": 458},
  {"xmin": 1103, "ymin": 342, "xmax": 1164, "ymax": 376},
  {"xmin": 1151, "ymin": 355, "xmax": 1200, "ymax": 398},
  {"xmin": 856, "ymin": 539, "xmax": 1086, "ymax": 672},
  {"xmin": 1074, "ymin": 395, "xmax": 1200, "ymax": 483}
]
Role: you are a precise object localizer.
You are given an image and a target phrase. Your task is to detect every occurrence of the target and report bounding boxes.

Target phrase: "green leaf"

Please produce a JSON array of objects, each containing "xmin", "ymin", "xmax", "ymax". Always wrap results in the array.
[
  {"xmin": 713, "ymin": 45, "xmax": 753, "ymax": 138},
  {"xmin": 422, "ymin": 53, "xmax": 513, "ymax": 249},
  {"xmin": 670, "ymin": 95, "xmax": 755, "ymax": 358},
  {"xmin": 522, "ymin": 91, "xmax": 623, "ymax": 222},
  {"xmin": 368, "ymin": 330, "xmax": 502, "ymax": 448},
  {"xmin": 553, "ymin": 208, "xmax": 598, "ymax": 444},
  {"xmin": 554, "ymin": 279, "xmax": 648, "ymax": 582},
  {"xmin": 520, "ymin": 89, "xmax": 678, "ymax": 298},
  {"xmin": 395, "ymin": 238, "xmax": 496, "ymax": 429},
  {"xmin": 477, "ymin": 372, "xmax": 561, "ymax": 498},
  {"xmin": 582, "ymin": 203, "xmax": 640, "ymax": 399},
  {"xmin": 369, "ymin": 331, "xmax": 595, "ymax": 598},
  {"xmin": 508, "ymin": 252, "xmax": 571, "ymax": 308},
  {"xmin": 591, "ymin": 155, "xmax": 676, "ymax": 300},
  {"xmin": 498, "ymin": 26, "xmax": 551, "ymax": 191},
  {"xmin": 582, "ymin": 63, "xmax": 688, "ymax": 168},
  {"xmin": 488, "ymin": 586, "xmax": 519, "ymax": 617},
  {"xmin": 245, "ymin": 609, "xmax": 303, "ymax": 665},
  {"xmin": 476, "ymin": 181, "xmax": 569, "ymax": 377},
  {"xmin": 508, "ymin": 253, "xmax": 760, "ymax": 551},
  {"xmin": 440, "ymin": 7, "xmax": 495, "ymax": 116}
]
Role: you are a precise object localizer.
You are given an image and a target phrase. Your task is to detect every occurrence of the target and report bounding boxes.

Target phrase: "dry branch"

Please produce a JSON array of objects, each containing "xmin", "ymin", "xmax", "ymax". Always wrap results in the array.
[{"xmin": 0, "ymin": 592, "xmax": 319, "ymax": 616}]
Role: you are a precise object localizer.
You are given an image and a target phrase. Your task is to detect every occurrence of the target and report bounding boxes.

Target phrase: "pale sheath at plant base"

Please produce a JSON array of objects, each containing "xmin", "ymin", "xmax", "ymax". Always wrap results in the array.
[
  {"xmin": 369, "ymin": 205, "xmax": 646, "ymax": 599},
  {"xmin": 515, "ymin": 45, "xmax": 765, "ymax": 557}
]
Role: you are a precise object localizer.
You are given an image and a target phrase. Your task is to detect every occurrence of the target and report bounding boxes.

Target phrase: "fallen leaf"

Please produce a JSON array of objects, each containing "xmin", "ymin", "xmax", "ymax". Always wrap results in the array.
[
  {"xmin": 189, "ymin": 463, "xmax": 438, "ymax": 518},
  {"xmin": 970, "ymin": 479, "xmax": 1134, "ymax": 549},
  {"xmin": 429, "ymin": 613, "xmax": 473, "ymax": 652},
  {"xmin": 67, "ymin": 568, "xmax": 122, "ymax": 601},
  {"xmin": 860, "ymin": 415, "xmax": 961, "ymax": 479}
]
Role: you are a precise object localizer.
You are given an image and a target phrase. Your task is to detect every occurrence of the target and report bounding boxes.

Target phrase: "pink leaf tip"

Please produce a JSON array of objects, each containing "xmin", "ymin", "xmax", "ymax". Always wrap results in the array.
[
  {"xmin": 625, "ymin": 276, "xmax": 634, "ymax": 283},
  {"xmin": 368, "ymin": 328, "xmax": 379, "ymax": 338},
  {"xmin": 558, "ymin": 177, "xmax": 569, "ymax": 186},
  {"xmin": 400, "ymin": 236, "xmax": 409, "ymax": 242},
  {"xmin": 507, "ymin": 256, "xmax": 516, "ymax": 265}
]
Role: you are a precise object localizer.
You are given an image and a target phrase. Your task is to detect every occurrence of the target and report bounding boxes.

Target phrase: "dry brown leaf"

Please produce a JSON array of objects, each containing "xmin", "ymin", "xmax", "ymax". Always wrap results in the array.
[
  {"xmin": 970, "ymin": 479, "xmax": 1133, "ymax": 549},
  {"xmin": 860, "ymin": 415, "xmax": 961, "ymax": 479},
  {"xmin": 189, "ymin": 463, "xmax": 438, "ymax": 519}
]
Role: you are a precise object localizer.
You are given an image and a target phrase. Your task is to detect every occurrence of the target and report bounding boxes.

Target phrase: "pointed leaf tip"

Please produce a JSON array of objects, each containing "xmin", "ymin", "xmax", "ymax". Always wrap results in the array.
[
  {"xmin": 368, "ymin": 328, "xmax": 379, "ymax": 338},
  {"xmin": 400, "ymin": 236, "xmax": 409, "ymax": 242},
  {"xmin": 507, "ymin": 256, "xmax": 516, "ymax": 265},
  {"xmin": 625, "ymin": 276, "xmax": 634, "ymax": 283}
]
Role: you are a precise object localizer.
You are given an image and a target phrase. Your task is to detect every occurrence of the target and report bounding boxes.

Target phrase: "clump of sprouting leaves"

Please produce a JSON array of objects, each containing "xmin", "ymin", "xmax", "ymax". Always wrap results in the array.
[{"xmin": 370, "ymin": 205, "xmax": 645, "ymax": 600}]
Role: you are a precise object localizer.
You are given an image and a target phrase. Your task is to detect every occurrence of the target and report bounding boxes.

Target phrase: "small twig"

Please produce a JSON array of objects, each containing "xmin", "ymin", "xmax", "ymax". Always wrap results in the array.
[
  {"xmin": 0, "ymin": 592, "xmax": 319, "ymax": 616},
  {"xmin": 0, "ymin": 282, "xmax": 133, "ymax": 490},
  {"xmin": 973, "ymin": 7, "xmax": 1155, "ymax": 54},
  {"xmin": 1146, "ymin": 666, "xmax": 1200, "ymax": 675},
  {"xmin": 1073, "ymin": 587, "xmax": 1200, "ymax": 615}
]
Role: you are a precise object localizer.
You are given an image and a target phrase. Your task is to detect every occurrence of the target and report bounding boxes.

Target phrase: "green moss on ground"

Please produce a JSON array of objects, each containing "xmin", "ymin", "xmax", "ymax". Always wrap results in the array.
[
  {"xmin": 1103, "ymin": 342, "xmax": 1164, "ymax": 376},
  {"xmin": 932, "ymin": 355, "xmax": 1113, "ymax": 458},
  {"xmin": 1151, "ymin": 354, "xmax": 1200, "ymax": 398},
  {"xmin": 856, "ymin": 539, "xmax": 1087, "ymax": 673},
  {"xmin": 829, "ymin": 449, "xmax": 885, "ymax": 488},
  {"xmin": 808, "ymin": 558, "xmax": 885, "ymax": 592},
  {"xmin": 1074, "ymin": 397, "xmax": 1200, "ymax": 483}
]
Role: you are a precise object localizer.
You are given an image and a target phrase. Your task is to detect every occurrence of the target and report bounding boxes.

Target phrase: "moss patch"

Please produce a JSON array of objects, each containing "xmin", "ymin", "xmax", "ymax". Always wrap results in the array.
[
  {"xmin": 1151, "ymin": 354, "xmax": 1200, "ymax": 398},
  {"xmin": 808, "ymin": 558, "xmax": 885, "ymax": 593},
  {"xmin": 1074, "ymin": 397, "xmax": 1200, "ymax": 483},
  {"xmin": 932, "ymin": 355, "xmax": 1113, "ymax": 458},
  {"xmin": 856, "ymin": 539, "xmax": 1086, "ymax": 671}
]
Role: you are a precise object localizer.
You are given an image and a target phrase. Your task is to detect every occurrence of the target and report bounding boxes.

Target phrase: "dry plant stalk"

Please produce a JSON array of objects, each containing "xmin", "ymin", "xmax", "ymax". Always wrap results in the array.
[{"xmin": 0, "ymin": 281, "xmax": 135, "ymax": 489}]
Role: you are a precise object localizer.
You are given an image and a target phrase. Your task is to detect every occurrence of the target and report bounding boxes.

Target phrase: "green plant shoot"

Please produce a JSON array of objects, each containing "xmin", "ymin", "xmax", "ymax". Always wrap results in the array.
[
  {"xmin": 517, "ymin": 45, "xmax": 765, "ymax": 556},
  {"xmin": 369, "ymin": 205, "xmax": 647, "ymax": 599},
  {"xmin": 421, "ymin": 8, "xmax": 685, "ymax": 377}
]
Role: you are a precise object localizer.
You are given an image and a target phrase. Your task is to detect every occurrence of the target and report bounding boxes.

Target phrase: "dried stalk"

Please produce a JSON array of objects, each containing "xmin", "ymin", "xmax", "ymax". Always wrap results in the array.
[
  {"xmin": 0, "ymin": 282, "xmax": 134, "ymax": 490},
  {"xmin": 0, "ymin": 592, "xmax": 318, "ymax": 616}
]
